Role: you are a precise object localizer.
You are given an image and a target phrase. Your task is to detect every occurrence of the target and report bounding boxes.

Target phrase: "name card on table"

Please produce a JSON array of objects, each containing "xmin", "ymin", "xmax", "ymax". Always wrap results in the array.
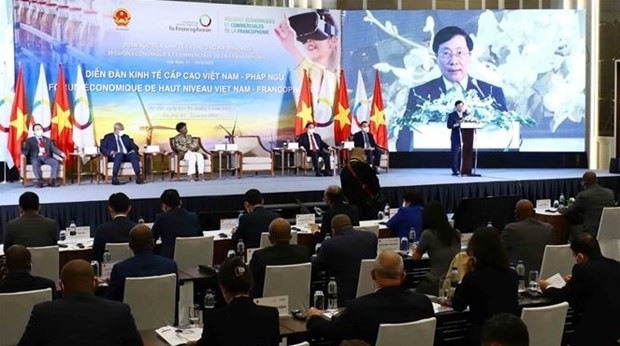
[
  {"xmin": 144, "ymin": 145, "xmax": 161, "ymax": 153},
  {"xmin": 342, "ymin": 141, "xmax": 354, "ymax": 149},
  {"xmin": 83, "ymin": 146, "xmax": 98, "ymax": 155},
  {"xmin": 295, "ymin": 214, "xmax": 315, "ymax": 227},
  {"xmin": 226, "ymin": 144, "xmax": 238, "ymax": 151},
  {"xmin": 67, "ymin": 226, "xmax": 90, "ymax": 239},
  {"xmin": 377, "ymin": 237, "xmax": 400, "ymax": 253},
  {"xmin": 220, "ymin": 218, "xmax": 239, "ymax": 231},
  {"xmin": 287, "ymin": 142, "xmax": 299, "ymax": 150},
  {"xmin": 101, "ymin": 262, "xmax": 116, "ymax": 280},
  {"xmin": 536, "ymin": 199, "xmax": 551, "ymax": 209},
  {"xmin": 214, "ymin": 143, "xmax": 226, "ymax": 151},
  {"xmin": 254, "ymin": 295, "xmax": 289, "ymax": 317}
]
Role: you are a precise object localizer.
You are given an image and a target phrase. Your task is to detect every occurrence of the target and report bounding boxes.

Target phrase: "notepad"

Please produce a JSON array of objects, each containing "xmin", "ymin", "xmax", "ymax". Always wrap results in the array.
[
  {"xmin": 545, "ymin": 273, "xmax": 566, "ymax": 289},
  {"xmin": 155, "ymin": 326, "xmax": 202, "ymax": 346}
]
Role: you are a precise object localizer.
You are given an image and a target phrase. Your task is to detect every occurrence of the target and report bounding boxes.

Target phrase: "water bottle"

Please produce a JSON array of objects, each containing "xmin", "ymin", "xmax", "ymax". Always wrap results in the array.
[
  {"xmin": 226, "ymin": 249, "xmax": 236, "ymax": 258},
  {"xmin": 559, "ymin": 193, "xmax": 566, "ymax": 207},
  {"xmin": 313, "ymin": 290, "xmax": 325, "ymax": 310},
  {"xmin": 204, "ymin": 289, "xmax": 216, "ymax": 309},
  {"xmin": 315, "ymin": 242, "xmax": 322, "ymax": 253},
  {"xmin": 383, "ymin": 203, "xmax": 390, "ymax": 219},
  {"xmin": 408, "ymin": 227, "xmax": 416, "ymax": 245},
  {"xmin": 69, "ymin": 220, "xmax": 77, "ymax": 235},
  {"xmin": 400, "ymin": 237, "xmax": 409, "ymax": 252},
  {"xmin": 486, "ymin": 221, "xmax": 493, "ymax": 227},
  {"xmin": 90, "ymin": 260, "xmax": 100, "ymax": 277},
  {"xmin": 138, "ymin": 217, "xmax": 145, "ymax": 224},
  {"xmin": 103, "ymin": 249, "xmax": 111, "ymax": 263},
  {"xmin": 237, "ymin": 211, "xmax": 244, "ymax": 226},
  {"xmin": 448, "ymin": 267, "xmax": 459, "ymax": 300},
  {"xmin": 59, "ymin": 230, "xmax": 66, "ymax": 241},
  {"xmin": 327, "ymin": 277, "xmax": 338, "ymax": 310},
  {"xmin": 324, "ymin": 233, "xmax": 331, "ymax": 242},
  {"xmin": 516, "ymin": 260, "xmax": 526, "ymax": 291},
  {"xmin": 236, "ymin": 239, "xmax": 246, "ymax": 261}
]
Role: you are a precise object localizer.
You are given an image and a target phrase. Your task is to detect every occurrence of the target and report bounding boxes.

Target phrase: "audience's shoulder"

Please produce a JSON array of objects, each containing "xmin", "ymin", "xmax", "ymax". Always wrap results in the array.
[{"xmin": 292, "ymin": 244, "xmax": 311, "ymax": 258}]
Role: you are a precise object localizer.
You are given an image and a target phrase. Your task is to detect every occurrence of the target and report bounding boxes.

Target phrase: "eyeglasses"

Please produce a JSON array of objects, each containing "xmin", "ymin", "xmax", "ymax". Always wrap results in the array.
[{"xmin": 438, "ymin": 50, "xmax": 470, "ymax": 61}]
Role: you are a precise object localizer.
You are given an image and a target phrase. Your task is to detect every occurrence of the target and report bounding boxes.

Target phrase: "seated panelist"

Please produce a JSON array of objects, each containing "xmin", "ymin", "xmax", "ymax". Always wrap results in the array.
[
  {"xmin": 100, "ymin": 122, "xmax": 143, "ymax": 185},
  {"xmin": 22, "ymin": 123, "xmax": 65, "ymax": 188}
]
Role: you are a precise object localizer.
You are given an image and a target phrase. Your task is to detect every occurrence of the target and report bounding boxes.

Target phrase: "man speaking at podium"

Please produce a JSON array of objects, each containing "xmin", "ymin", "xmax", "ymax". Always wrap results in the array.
[{"xmin": 447, "ymin": 100, "xmax": 466, "ymax": 176}]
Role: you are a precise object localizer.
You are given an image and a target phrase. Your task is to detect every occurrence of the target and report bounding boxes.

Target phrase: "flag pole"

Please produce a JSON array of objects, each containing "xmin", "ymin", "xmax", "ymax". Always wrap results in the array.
[{"xmin": 1, "ymin": 160, "xmax": 7, "ymax": 184}]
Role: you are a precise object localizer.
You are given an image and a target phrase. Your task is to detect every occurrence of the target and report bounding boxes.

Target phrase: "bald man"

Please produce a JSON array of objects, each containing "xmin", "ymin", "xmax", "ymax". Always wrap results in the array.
[
  {"xmin": 314, "ymin": 185, "xmax": 360, "ymax": 241},
  {"xmin": 106, "ymin": 224, "xmax": 177, "ymax": 301},
  {"xmin": 313, "ymin": 214, "xmax": 377, "ymax": 305},
  {"xmin": 0, "ymin": 245, "xmax": 56, "ymax": 296},
  {"xmin": 249, "ymin": 218, "xmax": 310, "ymax": 298},
  {"xmin": 560, "ymin": 170, "xmax": 615, "ymax": 238},
  {"xmin": 307, "ymin": 251, "xmax": 434, "ymax": 345},
  {"xmin": 501, "ymin": 199, "xmax": 553, "ymax": 274},
  {"xmin": 19, "ymin": 259, "xmax": 143, "ymax": 346}
]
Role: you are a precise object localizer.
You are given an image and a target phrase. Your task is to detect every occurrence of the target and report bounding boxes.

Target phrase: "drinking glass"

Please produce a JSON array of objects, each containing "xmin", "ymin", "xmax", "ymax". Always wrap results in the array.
[
  {"xmin": 188, "ymin": 304, "xmax": 201, "ymax": 327},
  {"xmin": 528, "ymin": 270, "xmax": 539, "ymax": 291},
  {"xmin": 437, "ymin": 278, "xmax": 449, "ymax": 305}
]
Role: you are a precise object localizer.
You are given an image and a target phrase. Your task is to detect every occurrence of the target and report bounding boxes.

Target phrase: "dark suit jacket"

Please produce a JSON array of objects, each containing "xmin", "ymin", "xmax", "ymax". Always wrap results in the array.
[
  {"xmin": 18, "ymin": 293, "xmax": 143, "ymax": 346},
  {"xmin": 100, "ymin": 133, "xmax": 139, "ymax": 157},
  {"xmin": 352, "ymin": 131, "xmax": 378, "ymax": 149},
  {"xmin": 320, "ymin": 202, "xmax": 360, "ymax": 238},
  {"xmin": 249, "ymin": 243, "xmax": 310, "ymax": 298},
  {"xmin": 152, "ymin": 208, "xmax": 202, "ymax": 258},
  {"xmin": 0, "ymin": 271, "xmax": 57, "ymax": 298},
  {"xmin": 501, "ymin": 217, "xmax": 554, "ymax": 274},
  {"xmin": 544, "ymin": 256, "xmax": 620, "ymax": 346},
  {"xmin": 105, "ymin": 251, "xmax": 178, "ymax": 302},
  {"xmin": 307, "ymin": 286, "xmax": 435, "ymax": 345},
  {"xmin": 92, "ymin": 216, "xmax": 136, "ymax": 262},
  {"xmin": 340, "ymin": 159, "xmax": 380, "ymax": 221},
  {"xmin": 4, "ymin": 212, "xmax": 59, "ymax": 253},
  {"xmin": 446, "ymin": 111, "xmax": 464, "ymax": 145},
  {"xmin": 22, "ymin": 136, "xmax": 64, "ymax": 162},
  {"xmin": 561, "ymin": 184, "xmax": 616, "ymax": 235},
  {"xmin": 313, "ymin": 227, "xmax": 377, "ymax": 305},
  {"xmin": 198, "ymin": 296, "xmax": 280, "ymax": 346},
  {"xmin": 231, "ymin": 206, "xmax": 279, "ymax": 249},
  {"xmin": 298, "ymin": 132, "xmax": 330, "ymax": 152}
]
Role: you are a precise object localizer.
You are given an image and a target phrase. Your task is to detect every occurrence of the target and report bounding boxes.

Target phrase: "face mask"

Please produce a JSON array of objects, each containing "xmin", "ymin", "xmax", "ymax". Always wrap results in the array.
[
  {"xmin": 362, "ymin": 127, "xmax": 369, "ymax": 133},
  {"xmin": 34, "ymin": 130, "xmax": 43, "ymax": 137},
  {"xmin": 117, "ymin": 131, "xmax": 125, "ymax": 137},
  {"xmin": 307, "ymin": 129, "xmax": 314, "ymax": 134}
]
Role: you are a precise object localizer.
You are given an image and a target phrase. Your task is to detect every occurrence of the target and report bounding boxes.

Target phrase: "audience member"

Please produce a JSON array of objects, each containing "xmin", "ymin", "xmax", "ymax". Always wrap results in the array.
[
  {"xmin": 193, "ymin": 257, "xmax": 280, "ymax": 346},
  {"xmin": 307, "ymin": 251, "xmax": 434, "ymax": 344},
  {"xmin": 501, "ymin": 199, "xmax": 553, "ymax": 273},
  {"xmin": 386, "ymin": 188, "xmax": 425, "ymax": 240},
  {"xmin": 412, "ymin": 201, "xmax": 461, "ymax": 295},
  {"xmin": 540, "ymin": 233, "xmax": 620, "ymax": 346},
  {"xmin": 18, "ymin": 259, "xmax": 143, "ymax": 346},
  {"xmin": 4, "ymin": 192, "xmax": 58, "ymax": 253},
  {"xmin": 313, "ymin": 214, "xmax": 377, "ymax": 305},
  {"xmin": 249, "ymin": 218, "xmax": 310, "ymax": 298},
  {"xmin": 314, "ymin": 185, "xmax": 360, "ymax": 241},
  {"xmin": 560, "ymin": 170, "xmax": 615, "ymax": 238},
  {"xmin": 231, "ymin": 189, "xmax": 279, "ymax": 249},
  {"xmin": 92, "ymin": 193, "xmax": 136, "ymax": 262},
  {"xmin": 106, "ymin": 224, "xmax": 177, "ymax": 301},
  {"xmin": 451, "ymin": 226, "xmax": 519, "ymax": 346},
  {"xmin": 152, "ymin": 189, "xmax": 202, "ymax": 258},
  {"xmin": 340, "ymin": 148, "xmax": 381, "ymax": 221},
  {"xmin": 481, "ymin": 313, "xmax": 529, "ymax": 346},
  {"xmin": 0, "ymin": 245, "xmax": 56, "ymax": 297}
]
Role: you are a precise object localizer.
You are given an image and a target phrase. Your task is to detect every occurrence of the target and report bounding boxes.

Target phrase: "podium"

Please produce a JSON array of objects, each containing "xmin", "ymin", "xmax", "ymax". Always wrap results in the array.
[{"xmin": 460, "ymin": 122, "xmax": 483, "ymax": 176}]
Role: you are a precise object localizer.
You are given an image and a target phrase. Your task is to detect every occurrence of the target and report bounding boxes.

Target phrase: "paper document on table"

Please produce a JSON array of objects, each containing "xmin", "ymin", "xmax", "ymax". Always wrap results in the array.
[
  {"xmin": 546, "ymin": 273, "xmax": 566, "ymax": 289},
  {"xmin": 155, "ymin": 326, "xmax": 202, "ymax": 345}
]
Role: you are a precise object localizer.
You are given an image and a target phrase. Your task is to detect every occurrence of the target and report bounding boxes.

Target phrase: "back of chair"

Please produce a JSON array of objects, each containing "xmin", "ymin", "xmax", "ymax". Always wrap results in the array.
[
  {"xmin": 521, "ymin": 302, "xmax": 569, "ymax": 346},
  {"xmin": 599, "ymin": 239, "xmax": 620, "ymax": 261},
  {"xmin": 376, "ymin": 317, "xmax": 437, "ymax": 346},
  {"xmin": 597, "ymin": 207, "xmax": 620, "ymax": 241},
  {"xmin": 356, "ymin": 259, "xmax": 375, "ymax": 298},
  {"xmin": 123, "ymin": 273, "xmax": 177, "ymax": 330},
  {"xmin": 540, "ymin": 245, "xmax": 575, "ymax": 279},
  {"xmin": 259, "ymin": 231, "xmax": 297, "ymax": 249},
  {"xmin": 173, "ymin": 236, "xmax": 214, "ymax": 271},
  {"xmin": 105, "ymin": 243, "xmax": 133, "ymax": 262},
  {"xmin": 28, "ymin": 246, "xmax": 59, "ymax": 283},
  {"xmin": 355, "ymin": 225, "xmax": 380, "ymax": 238},
  {"xmin": 264, "ymin": 263, "xmax": 311, "ymax": 311},
  {"xmin": 0, "ymin": 288, "xmax": 53, "ymax": 346}
]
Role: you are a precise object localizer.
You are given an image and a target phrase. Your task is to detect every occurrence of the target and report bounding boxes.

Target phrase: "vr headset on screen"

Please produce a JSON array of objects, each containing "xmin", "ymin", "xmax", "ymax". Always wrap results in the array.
[{"xmin": 289, "ymin": 11, "xmax": 338, "ymax": 43}]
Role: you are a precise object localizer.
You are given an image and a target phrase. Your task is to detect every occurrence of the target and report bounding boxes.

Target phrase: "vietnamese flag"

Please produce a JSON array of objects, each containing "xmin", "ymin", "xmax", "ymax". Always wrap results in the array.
[
  {"xmin": 8, "ymin": 66, "xmax": 29, "ymax": 170},
  {"xmin": 50, "ymin": 64, "xmax": 74, "ymax": 166},
  {"xmin": 369, "ymin": 70, "xmax": 388, "ymax": 148},
  {"xmin": 294, "ymin": 70, "xmax": 313, "ymax": 137},
  {"xmin": 333, "ymin": 69, "xmax": 352, "ymax": 145}
]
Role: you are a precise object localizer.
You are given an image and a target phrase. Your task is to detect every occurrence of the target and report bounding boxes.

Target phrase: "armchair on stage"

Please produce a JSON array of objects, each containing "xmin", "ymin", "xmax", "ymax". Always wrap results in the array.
[
  {"xmin": 98, "ymin": 139, "xmax": 145, "ymax": 184},
  {"xmin": 299, "ymin": 147, "xmax": 337, "ymax": 175},
  {"xmin": 169, "ymin": 137, "xmax": 214, "ymax": 181},
  {"xmin": 20, "ymin": 154, "xmax": 66, "ymax": 186},
  {"xmin": 341, "ymin": 139, "xmax": 390, "ymax": 173},
  {"xmin": 232, "ymin": 135, "xmax": 274, "ymax": 177}
]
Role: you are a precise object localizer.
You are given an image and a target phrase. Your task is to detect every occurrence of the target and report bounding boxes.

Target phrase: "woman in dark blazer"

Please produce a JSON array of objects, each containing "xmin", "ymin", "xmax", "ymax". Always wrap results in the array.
[{"xmin": 451, "ymin": 226, "xmax": 519, "ymax": 345}]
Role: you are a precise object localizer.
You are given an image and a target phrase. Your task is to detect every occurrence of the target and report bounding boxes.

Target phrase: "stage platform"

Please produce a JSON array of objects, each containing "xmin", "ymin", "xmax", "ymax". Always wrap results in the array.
[{"xmin": 1, "ymin": 168, "xmax": 619, "ymax": 239}]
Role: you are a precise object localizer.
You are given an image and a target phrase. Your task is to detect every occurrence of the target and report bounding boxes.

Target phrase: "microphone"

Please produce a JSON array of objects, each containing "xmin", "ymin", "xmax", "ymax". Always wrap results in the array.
[{"xmin": 295, "ymin": 198, "xmax": 312, "ymax": 214}]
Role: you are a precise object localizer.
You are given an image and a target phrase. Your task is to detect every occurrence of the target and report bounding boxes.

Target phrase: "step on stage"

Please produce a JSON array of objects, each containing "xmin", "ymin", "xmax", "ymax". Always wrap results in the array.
[{"xmin": 1, "ymin": 168, "xmax": 619, "ymax": 237}]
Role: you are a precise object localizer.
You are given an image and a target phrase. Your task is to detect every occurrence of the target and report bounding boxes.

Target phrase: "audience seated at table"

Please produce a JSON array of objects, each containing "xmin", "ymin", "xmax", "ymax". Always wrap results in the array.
[
  {"xmin": 190, "ymin": 257, "xmax": 280, "ymax": 346},
  {"xmin": 314, "ymin": 185, "xmax": 360, "ymax": 241},
  {"xmin": 481, "ymin": 313, "xmax": 529, "ymax": 346},
  {"xmin": 451, "ymin": 226, "xmax": 519, "ymax": 346},
  {"xmin": 249, "ymin": 218, "xmax": 310, "ymax": 298},
  {"xmin": 306, "ymin": 250, "xmax": 435, "ymax": 345},
  {"xmin": 386, "ymin": 188, "xmax": 424, "ymax": 240},
  {"xmin": 501, "ymin": 199, "xmax": 553, "ymax": 274},
  {"xmin": 92, "ymin": 192, "xmax": 136, "ymax": 262},
  {"xmin": 152, "ymin": 189, "xmax": 202, "ymax": 258},
  {"xmin": 18, "ymin": 259, "xmax": 143, "ymax": 346},
  {"xmin": 231, "ymin": 189, "xmax": 279, "ymax": 249},
  {"xmin": 106, "ymin": 224, "xmax": 178, "ymax": 302},
  {"xmin": 312, "ymin": 214, "xmax": 378, "ymax": 306},
  {"xmin": 540, "ymin": 233, "xmax": 620, "ymax": 346},
  {"xmin": 412, "ymin": 201, "xmax": 461, "ymax": 295},
  {"xmin": 3, "ymin": 192, "xmax": 59, "ymax": 253},
  {"xmin": 0, "ymin": 245, "xmax": 56, "ymax": 297}
]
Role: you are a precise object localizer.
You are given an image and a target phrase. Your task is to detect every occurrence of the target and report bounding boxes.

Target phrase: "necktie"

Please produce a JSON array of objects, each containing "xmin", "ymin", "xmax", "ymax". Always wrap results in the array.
[
  {"xmin": 363, "ymin": 132, "xmax": 369, "ymax": 149},
  {"xmin": 38, "ymin": 138, "xmax": 47, "ymax": 157},
  {"xmin": 310, "ymin": 134, "xmax": 317, "ymax": 151},
  {"xmin": 116, "ymin": 135, "xmax": 125, "ymax": 154}
]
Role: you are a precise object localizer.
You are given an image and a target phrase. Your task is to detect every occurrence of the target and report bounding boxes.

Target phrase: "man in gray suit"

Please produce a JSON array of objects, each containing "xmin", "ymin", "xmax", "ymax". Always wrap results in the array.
[
  {"xmin": 22, "ymin": 123, "xmax": 65, "ymax": 188},
  {"xmin": 560, "ymin": 170, "xmax": 616, "ymax": 239},
  {"xmin": 501, "ymin": 199, "xmax": 553, "ymax": 273},
  {"xmin": 3, "ymin": 192, "xmax": 58, "ymax": 253}
]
